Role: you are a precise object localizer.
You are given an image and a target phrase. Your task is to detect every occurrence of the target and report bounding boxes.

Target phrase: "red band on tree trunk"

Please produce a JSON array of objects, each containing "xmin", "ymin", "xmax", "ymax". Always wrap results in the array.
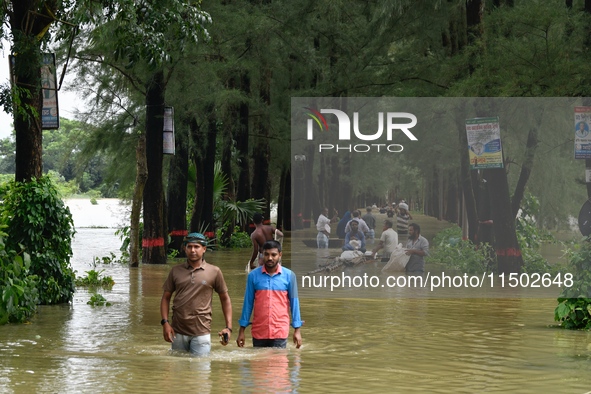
[
  {"xmin": 142, "ymin": 237, "xmax": 165, "ymax": 247},
  {"xmin": 496, "ymin": 248, "xmax": 521, "ymax": 257}
]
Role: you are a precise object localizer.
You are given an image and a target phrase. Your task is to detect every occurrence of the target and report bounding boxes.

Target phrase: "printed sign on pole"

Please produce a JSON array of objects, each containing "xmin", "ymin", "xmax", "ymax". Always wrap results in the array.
[
  {"xmin": 41, "ymin": 53, "xmax": 59, "ymax": 129},
  {"xmin": 574, "ymin": 107, "xmax": 591, "ymax": 159},
  {"xmin": 163, "ymin": 106, "xmax": 175, "ymax": 155},
  {"xmin": 465, "ymin": 116, "xmax": 503, "ymax": 170},
  {"xmin": 8, "ymin": 53, "xmax": 59, "ymax": 129}
]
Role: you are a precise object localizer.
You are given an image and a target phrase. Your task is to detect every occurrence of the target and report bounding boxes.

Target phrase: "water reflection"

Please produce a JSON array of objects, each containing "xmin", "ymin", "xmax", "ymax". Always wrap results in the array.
[
  {"xmin": 239, "ymin": 350, "xmax": 300, "ymax": 393},
  {"xmin": 161, "ymin": 356, "xmax": 212, "ymax": 394}
]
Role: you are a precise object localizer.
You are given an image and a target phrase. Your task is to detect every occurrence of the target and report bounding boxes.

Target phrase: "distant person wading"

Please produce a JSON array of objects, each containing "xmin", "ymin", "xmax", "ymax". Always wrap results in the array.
[{"xmin": 249, "ymin": 213, "xmax": 283, "ymax": 270}]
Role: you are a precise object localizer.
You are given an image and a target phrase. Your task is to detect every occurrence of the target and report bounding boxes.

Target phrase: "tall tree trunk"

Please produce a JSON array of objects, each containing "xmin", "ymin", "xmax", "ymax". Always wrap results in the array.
[
  {"xmin": 202, "ymin": 106, "xmax": 217, "ymax": 233},
  {"xmin": 251, "ymin": 67, "xmax": 272, "ymax": 216},
  {"xmin": 484, "ymin": 168, "xmax": 523, "ymax": 274},
  {"xmin": 236, "ymin": 71, "xmax": 251, "ymax": 205},
  {"xmin": 10, "ymin": 1, "xmax": 53, "ymax": 182},
  {"xmin": 292, "ymin": 156, "xmax": 305, "ymax": 229},
  {"xmin": 511, "ymin": 123, "xmax": 540, "ymax": 217},
  {"xmin": 317, "ymin": 154, "xmax": 326, "ymax": 211},
  {"xmin": 466, "ymin": 0, "xmax": 484, "ymax": 44},
  {"xmin": 456, "ymin": 105, "xmax": 479, "ymax": 241},
  {"xmin": 130, "ymin": 135, "xmax": 147, "ymax": 267},
  {"xmin": 302, "ymin": 144, "xmax": 317, "ymax": 226},
  {"xmin": 167, "ymin": 122, "xmax": 189, "ymax": 257},
  {"xmin": 250, "ymin": 132, "xmax": 270, "ymax": 205},
  {"xmin": 222, "ymin": 78, "xmax": 236, "ymax": 201},
  {"xmin": 189, "ymin": 117, "xmax": 204, "ymax": 232},
  {"xmin": 142, "ymin": 70, "xmax": 167, "ymax": 264},
  {"xmin": 329, "ymin": 155, "xmax": 343, "ymax": 214},
  {"xmin": 278, "ymin": 166, "xmax": 291, "ymax": 230},
  {"xmin": 220, "ymin": 95, "xmax": 236, "ymax": 245}
]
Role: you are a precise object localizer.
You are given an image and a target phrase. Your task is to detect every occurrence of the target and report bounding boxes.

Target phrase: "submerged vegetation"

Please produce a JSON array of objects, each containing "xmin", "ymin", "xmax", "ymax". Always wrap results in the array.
[
  {"xmin": 87, "ymin": 293, "xmax": 112, "ymax": 307},
  {"xmin": 554, "ymin": 240, "xmax": 591, "ymax": 330},
  {"xmin": 75, "ymin": 269, "xmax": 115, "ymax": 288},
  {"xmin": 428, "ymin": 194, "xmax": 563, "ymax": 276},
  {"xmin": 426, "ymin": 226, "xmax": 494, "ymax": 274}
]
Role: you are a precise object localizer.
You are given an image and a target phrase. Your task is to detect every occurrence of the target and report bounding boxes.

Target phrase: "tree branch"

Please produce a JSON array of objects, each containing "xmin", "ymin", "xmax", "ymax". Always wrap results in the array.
[{"xmin": 72, "ymin": 54, "xmax": 146, "ymax": 96}]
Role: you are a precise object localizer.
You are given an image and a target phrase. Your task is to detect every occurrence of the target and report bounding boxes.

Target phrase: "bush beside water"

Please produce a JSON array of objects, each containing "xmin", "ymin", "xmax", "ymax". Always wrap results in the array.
[
  {"xmin": 0, "ymin": 232, "xmax": 39, "ymax": 324},
  {"xmin": 0, "ymin": 177, "xmax": 76, "ymax": 324},
  {"xmin": 554, "ymin": 240, "xmax": 591, "ymax": 330}
]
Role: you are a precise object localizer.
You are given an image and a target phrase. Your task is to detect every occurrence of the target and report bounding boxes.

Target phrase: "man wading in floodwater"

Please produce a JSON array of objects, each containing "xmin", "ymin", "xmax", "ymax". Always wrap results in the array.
[
  {"xmin": 160, "ymin": 233, "xmax": 233, "ymax": 356},
  {"xmin": 237, "ymin": 240, "xmax": 303, "ymax": 349},
  {"xmin": 248, "ymin": 213, "xmax": 283, "ymax": 270}
]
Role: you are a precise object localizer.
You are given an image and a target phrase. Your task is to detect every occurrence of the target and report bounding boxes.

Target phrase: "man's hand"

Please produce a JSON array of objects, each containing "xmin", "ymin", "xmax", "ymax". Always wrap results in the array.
[
  {"xmin": 218, "ymin": 327, "xmax": 232, "ymax": 346},
  {"xmin": 163, "ymin": 323, "xmax": 175, "ymax": 343},
  {"xmin": 293, "ymin": 328, "xmax": 302, "ymax": 349},
  {"xmin": 236, "ymin": 327, "xmax": 246, "ymax": 347}
]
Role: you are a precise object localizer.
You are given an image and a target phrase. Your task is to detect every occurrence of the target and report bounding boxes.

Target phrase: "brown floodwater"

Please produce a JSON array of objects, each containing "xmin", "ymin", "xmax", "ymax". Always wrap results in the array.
[{"xmin": 1, "ymin": 213, "xmax": 590, "ymax": 393}]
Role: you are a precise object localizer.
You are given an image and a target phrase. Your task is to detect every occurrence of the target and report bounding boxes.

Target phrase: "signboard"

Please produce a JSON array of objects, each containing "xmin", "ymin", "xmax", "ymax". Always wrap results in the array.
[
  {"xmin": 465, "ymin": 116, "xmax": 503, "ymax": 169},
  {"xmin": 574, "ymin": 106, "xmax": 591, "ymax": 159},
  {"xmin": 8, "ymin": 53, "xmax": 59, "ymax": 129},
  {"xmin": 41, "ymin": 53, "xmax": 59, "ymax": 129},
  {"xmin": 163, "ymin": 106, "xmax": 175, "ymax": 155}
]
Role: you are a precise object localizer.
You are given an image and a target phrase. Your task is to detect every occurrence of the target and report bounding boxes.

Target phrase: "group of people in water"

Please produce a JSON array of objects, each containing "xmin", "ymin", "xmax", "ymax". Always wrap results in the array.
[
  {"xmin": 158, "ymin": 205, "xmax": 429, "ymax": 358},
  {"xmin": 316, "ymin": 201, "xmax": 429, "ymax": 273}
]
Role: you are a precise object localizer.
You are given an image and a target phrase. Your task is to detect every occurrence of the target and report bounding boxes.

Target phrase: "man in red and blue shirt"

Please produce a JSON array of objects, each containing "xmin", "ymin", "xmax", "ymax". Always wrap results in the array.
[{"xmin": 237, "ymin": 240, "xmax": 303, "ymax": 348}]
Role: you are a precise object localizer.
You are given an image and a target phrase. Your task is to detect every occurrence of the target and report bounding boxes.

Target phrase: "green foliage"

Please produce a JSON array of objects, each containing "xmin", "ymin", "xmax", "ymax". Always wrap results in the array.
[
  {"xmin": 516, "ymin": 194, "xmax": 554, "ymax": 250},
  {"xmin": 554, "ymin": 240, "xmax": 591, "ymax": 330},
  {"xmin": 0, "ymin": 176, "xmax": 76, "ymax": 304},
  {"xmin": 90, "ymin": 197, "xmax": 98, "ymax": 205},
  {"xmin": 116, "ymin": 225, "xmax": 138, "ymax": 263},
  {"xmin": 0, "ymin": 84, "xmax": 38, "ymax": 122},
  {"xmin": 46, "ymin": 170, "xmax": 79, "ymax": 197},
  {"xmin": 0, "ymin": 117, "xmax": 117, "ymax": 197},
  {"xmin": 42, "ymin": 119, "xmax": 117, "ymax": 197},
  {"xmin": 96, "ymin": 252, "xmax": 127, "ymax": 265},
  {"xmin": 426, "ymin": 226, "xmax": 494, "ymax": 274},
  {"xmin": 0, "ymin": 174, "xmax": 13, "ymax": 184},
  {"xmin": 75, "ymin": 255, "xmax": 117, "ymax": 288},
  {"xmin": 87, "ymin": 293, "xmax": 112, "ymax": 307},
  {"xmin": 517, "ymin": 194, "xmax": 560, "ymax": 275},
  {"xmin": 189, "ymin": 161, "xmax": 265, "ymax": 247},
  {"xmin": 216, "ymin": 227, "xmax": 251, "ymax": 249},
  {"xmin": 428, "ymin": 195, "xmax": 564, "ymax": 276},
  {"xmin": 213, "ymin": 163, "xmax": 265, "ymax": 226},
  {"xmin": 215, "ymin": 198, "xmax": 266, "ymax": 232},
  {"xmin": 75, "ymin": 269, "xmax": 115, "ymax": 288},
  {"xmin": 0, "ymin": 136, "xmax": 15, "ymax": 174},
  {"xmin": 0, "ymin": 232, "xmax": 39, "ymax": 325},
  {"xmin": 67, "ymin": 0, "xmax": 211, "ymax": 70}
]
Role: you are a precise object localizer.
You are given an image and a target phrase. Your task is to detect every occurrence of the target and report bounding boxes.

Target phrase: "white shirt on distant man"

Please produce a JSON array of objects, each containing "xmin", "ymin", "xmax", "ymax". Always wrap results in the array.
[
  {"xmin": 380, "ymin": 227, "xmax": 399, "ymax": 259},
  {"xmin": 316, "ymin": 210, "xmax": 331, "ymax": 248}
]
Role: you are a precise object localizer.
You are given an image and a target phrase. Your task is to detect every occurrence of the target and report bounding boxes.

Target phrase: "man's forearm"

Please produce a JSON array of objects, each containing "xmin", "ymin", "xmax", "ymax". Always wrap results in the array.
[{"xmin": 221, "ymin": 295, "xmax": 233, "ymax": 329}]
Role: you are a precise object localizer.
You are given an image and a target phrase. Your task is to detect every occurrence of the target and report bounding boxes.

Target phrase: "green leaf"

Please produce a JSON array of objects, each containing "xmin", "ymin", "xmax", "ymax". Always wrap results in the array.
[{"xmin": 554, "ymin": 302, "xmax": 570, "ymax": 321}]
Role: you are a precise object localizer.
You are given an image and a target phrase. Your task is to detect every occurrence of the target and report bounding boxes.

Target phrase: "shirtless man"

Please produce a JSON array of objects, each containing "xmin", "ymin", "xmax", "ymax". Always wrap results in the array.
[{"xmin": 249, "ymin": 213, "xmax": 283, "ymax": 270}]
